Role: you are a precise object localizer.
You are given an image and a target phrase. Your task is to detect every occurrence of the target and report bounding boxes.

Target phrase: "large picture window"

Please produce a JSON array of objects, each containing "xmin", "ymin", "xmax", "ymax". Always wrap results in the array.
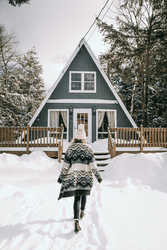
[
  {"xmin": 97, "ymin": 110, "xmax": 116, "ymax": 139},
  {"xmin": 70, "ymin": 71, "xmax": 96, "ymax": 93},
  {"xmin": 48, "ymin": 110, "xmax": 68, "ymax": 140}
]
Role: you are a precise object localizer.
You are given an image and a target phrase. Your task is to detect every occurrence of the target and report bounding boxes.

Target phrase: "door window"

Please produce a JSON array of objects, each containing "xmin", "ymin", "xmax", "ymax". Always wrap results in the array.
[
  {"xmin": 77, "ymin": 113, "xmax": 88, "ymax": 136},
  {"xmin": 74, "ymin": 109, "xmax": 91, "ymax": 142}
]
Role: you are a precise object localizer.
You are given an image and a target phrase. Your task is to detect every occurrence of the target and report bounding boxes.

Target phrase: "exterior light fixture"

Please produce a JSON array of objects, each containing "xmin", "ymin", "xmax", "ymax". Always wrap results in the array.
[
  {"xmin": 92, "ymin": 106, "xmax": 96, "ymax": 115},
  {"xmin": 69, "ymin": 106, "xmax": 73, "ymax": 115}
]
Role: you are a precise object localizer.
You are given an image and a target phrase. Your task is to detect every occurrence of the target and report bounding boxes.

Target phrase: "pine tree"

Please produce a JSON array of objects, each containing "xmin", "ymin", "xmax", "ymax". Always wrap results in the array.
[
  {"xmin": 0, "ymin": 25, "xmax": 25, "ymax": 126},
  {"xmin": 0, "ymin": 26, "xmax": 45, "ymax": 126},
  {"xmin": 17, "ymin": 47, "xmax": 45, "ymax": 125},
  {"xmin": 8, "ymin": 0, "xmax": 30, "ymax": 7},
  {"xmin": 97, "ymin": 0, "xmax": 167, "ymax": 127}
]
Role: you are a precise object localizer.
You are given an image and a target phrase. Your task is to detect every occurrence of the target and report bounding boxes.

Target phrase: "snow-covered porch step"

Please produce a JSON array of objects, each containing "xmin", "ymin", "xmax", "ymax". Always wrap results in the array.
[
  {"xmin": 61, "ymin": 152, "xmax": 110, "ymax": 172},
  {"xmin": 94, "ymin": 153, "xmax": 110, "ymax": 160}
]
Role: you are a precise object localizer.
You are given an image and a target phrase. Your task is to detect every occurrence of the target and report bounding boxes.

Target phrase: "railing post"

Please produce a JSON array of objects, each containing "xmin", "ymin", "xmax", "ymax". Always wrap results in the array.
[
  {"xmin": 58, "ymin": 140, "xmax": 63, "ymax": 163},
  {"xmin": 60, "ymin": 123, "xmax": 64, "ymax": 146},
  {"xmin": 58, "ymin": 124, "xmax": 64, "ymax": 163},
  {"xmin": 111, "ymin": 142, "xmax": 116, "ymax": 158},
  {"xmin": 108, "ymin": 126, "xmax": 110, "ymax": 150},
  {"xmin": 140, "ymin": 125, "xmax": 143, "ymax": 153},
  {"xmin": 27, "ymin": 124, "xmax": 30, "ymax": 154},
  {"xmin": 108, "ymin": 127, "xmax": 116, "ymax": 159}
]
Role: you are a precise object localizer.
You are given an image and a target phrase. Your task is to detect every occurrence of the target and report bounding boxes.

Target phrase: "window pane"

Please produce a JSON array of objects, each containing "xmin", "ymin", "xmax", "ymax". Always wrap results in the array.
[
  {"xmin": 98, "ymin": 112, "xmax": 108, "ymax": 133},
  {"xmin": 107, "ymin": 111, "xmax": 115, "ymax": 128},
  {"xmin": 60, "ymin": 111, "xmax": 67, "ymax": 132},
  {"xmin": 84, "ymin": 82, "xmax": 94, "ymax": 90},
  {"xmin": 98, "ymin": 111, "xmax": 115, "ymax": 139},
  {"xmin": 98, "ymin": 133, "xmax": 108, "ymax": 139},
  {"xmin": 71, "ymin": 73, "xmax": 81, "ymax": 81},
  {"xmin": 50, "ymin": 111, "xmax": 59, "ymax": 127},
  {"xmin": 84, "ymin": 73, "xmax": 94, "ymax": 90},
  {"xmin": 63, "ymin": 134, "xmax": 67, "ymax": 139},
  {"xmin": 50, "ymin": 111, "xmax": 67, "ymax": 132},
  {"xmin": 84, "ymin": 73, "xmax": 94, "ymax": 81},
  {"xmin": 71, "ymin": 82, "xmax": 81, "ymax": 90}
]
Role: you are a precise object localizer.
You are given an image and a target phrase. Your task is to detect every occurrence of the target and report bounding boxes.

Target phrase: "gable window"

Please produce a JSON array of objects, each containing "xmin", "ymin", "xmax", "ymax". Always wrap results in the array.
[
  {"xmin": 48, "ymin": 110, "xmax": 68, "ymax": 140},
  {"xmin": 70, "ymin": 71, "xmax": 96, "ymax": 93},
  {"xmin": 97, "ymin": 110, "xmax": 116, "ymax": 139}
]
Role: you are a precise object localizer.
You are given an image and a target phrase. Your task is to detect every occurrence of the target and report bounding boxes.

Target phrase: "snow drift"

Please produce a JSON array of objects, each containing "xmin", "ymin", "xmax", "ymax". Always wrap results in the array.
[{"xmin": 0, "ymin": 144, "xmax": 167, "ymax": 250}]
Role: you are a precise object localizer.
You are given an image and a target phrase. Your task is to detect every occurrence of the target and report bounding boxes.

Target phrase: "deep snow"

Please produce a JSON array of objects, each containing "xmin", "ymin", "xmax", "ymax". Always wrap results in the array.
[{"xmin": 0, "ymin": 140, "xmax": 167, "ymax": 250}]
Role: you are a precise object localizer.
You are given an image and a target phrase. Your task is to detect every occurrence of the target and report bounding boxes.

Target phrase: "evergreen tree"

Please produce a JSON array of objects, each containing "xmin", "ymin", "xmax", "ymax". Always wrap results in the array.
[
  {"xmin": 148, "ymin": 79, "xmax": 167, "ymax": 127},
  {"xmin": 0, "ymin": 26, "xmax": 45, "ymax": 126},
  {"xmin": 97, "ymin": 0, "xmax": 167, "ymax": 127},
  {"xmin": 0, "ymin": 25, "xmax": 25, "ymax": 126},
  {"xmin": 17, "ymin": 47, "xmax": 45, "ymax": 125},
  {"xmin": 8, "ymin": 0, "xmax": 30, "ymax": 7}
]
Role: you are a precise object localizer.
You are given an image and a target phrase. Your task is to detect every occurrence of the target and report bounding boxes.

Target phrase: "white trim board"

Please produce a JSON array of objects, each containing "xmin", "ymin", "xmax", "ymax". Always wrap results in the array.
[
  {"xmin": 47, "ymin": 99, "xmax": 118, "ymax": 104},
  {"xmin": 29, "ymin": 38, "xmax": 137, "ymax": 128}
]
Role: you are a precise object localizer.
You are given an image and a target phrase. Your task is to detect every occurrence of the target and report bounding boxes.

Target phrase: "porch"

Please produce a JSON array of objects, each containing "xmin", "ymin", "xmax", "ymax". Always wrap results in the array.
[
  {"xmin": 0, "ymin": 125, "xmax": 64, "ymax": 162},
  {"xmin": 0, "ymin": 125, "xmax": 167, "ymax": 163},
  {"xmin": 108, "ymin": 125, "xmax": 167, "ymax": 158}
]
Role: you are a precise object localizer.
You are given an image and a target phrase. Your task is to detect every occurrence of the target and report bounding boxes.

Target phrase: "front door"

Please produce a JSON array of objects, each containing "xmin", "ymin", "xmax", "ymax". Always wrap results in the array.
[{"xmin": 73, "ymin": 109, "xmax": 92, "ymax": 143}]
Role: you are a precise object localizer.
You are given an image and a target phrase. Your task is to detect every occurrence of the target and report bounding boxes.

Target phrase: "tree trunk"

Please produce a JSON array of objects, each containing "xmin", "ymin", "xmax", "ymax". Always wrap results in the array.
[{"xmin": 130, "ymin": 78, "xmax": 137, "ymax": 116}]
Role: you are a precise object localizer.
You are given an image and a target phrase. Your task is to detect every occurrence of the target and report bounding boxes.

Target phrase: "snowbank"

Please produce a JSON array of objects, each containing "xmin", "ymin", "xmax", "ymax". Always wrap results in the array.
[
  {"xmin": 0, "ymin": 151, "xmax": 61, "ymax": 182},
  {"xmin": 0, "ymin": 141, "xmax": 167, "ymax": 250},
  {"xmin": 102, "ymin": 152, "xmax": 167, "ymax": 192}
]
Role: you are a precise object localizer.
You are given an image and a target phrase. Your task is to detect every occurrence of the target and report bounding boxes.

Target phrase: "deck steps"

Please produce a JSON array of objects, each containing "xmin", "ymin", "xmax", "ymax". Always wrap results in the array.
[
  {"xmin": 94, "ymin": 152, "xmax": 110, "ymax": 172},
  {"xmin": 61, "ymin": 151, "xmax": 110, "ymax": 172}
]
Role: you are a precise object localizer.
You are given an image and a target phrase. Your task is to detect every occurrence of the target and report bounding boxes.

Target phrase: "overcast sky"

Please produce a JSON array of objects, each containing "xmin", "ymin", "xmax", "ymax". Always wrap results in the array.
[{"xmin": 0, "ymin": 0, "xmax": 117, "ymax": 90}]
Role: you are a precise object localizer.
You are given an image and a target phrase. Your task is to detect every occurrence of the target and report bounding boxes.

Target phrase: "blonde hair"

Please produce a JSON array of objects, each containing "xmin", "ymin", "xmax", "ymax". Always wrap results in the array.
[{"xmin": 70, "ymin": 138, "xmax": 87, "ymax": 144}]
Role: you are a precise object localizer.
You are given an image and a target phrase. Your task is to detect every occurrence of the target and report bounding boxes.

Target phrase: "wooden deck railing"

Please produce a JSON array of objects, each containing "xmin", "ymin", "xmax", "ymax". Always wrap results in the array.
[
  {"xmin": 0, "ymin": 124, "xmax": 64, "ymax": 162},
  {"xmin": 108, "ymin": 125, "xmax": 167, "ymax": 158}
]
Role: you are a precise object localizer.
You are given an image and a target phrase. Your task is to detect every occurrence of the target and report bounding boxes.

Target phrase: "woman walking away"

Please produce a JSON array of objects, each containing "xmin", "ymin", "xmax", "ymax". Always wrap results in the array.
[{"xmin": 57, "ymin": 124, "xmax": 102, "ymax": 233}]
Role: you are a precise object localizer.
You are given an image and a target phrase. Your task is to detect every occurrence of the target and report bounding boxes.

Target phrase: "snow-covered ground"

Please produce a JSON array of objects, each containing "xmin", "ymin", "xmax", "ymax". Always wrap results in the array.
[{"xmin": 0, "ymin": 140, "xmax": 167, "ymax": 250}]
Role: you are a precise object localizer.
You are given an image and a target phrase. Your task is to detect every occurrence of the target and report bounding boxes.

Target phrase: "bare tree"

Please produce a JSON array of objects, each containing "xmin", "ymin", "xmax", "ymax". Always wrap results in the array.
[{"xmin": 0, "ymin": 25, "xmax": 19, "ymax": 88}]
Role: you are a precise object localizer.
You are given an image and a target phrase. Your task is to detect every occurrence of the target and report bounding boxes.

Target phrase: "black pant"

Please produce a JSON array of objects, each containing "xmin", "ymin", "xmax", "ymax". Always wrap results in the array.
[{"xmin": 74, "ymin": 195, "xmax": 87, "ymax": 219}]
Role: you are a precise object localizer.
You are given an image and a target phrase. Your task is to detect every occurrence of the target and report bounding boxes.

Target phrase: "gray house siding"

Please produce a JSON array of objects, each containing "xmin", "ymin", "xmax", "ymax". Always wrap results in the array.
[
  {"xmin": 32, "ymin": 102, "xmax": 132, "ymax": 142},
  {"xmin": 30, "ymin": 39, "xmax": 136, "ymax": 143},
  {"xmin": 49, "ymin": 45, "xmax": 115, "ymax": 101}
]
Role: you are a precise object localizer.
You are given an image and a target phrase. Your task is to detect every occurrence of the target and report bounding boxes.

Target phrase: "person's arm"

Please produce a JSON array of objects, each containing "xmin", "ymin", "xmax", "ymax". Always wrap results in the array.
[
  {"xmin": 89, "ymin": 155, "xmax": 102, "ymax": 183},
  {"xmin": 57, "ymin": 156, "xmax": 70, "ymax": 183}
]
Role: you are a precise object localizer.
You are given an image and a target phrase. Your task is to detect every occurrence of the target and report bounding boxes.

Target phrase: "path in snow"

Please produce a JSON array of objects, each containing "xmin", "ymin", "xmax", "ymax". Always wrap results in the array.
[
  {"xmin": 0, "ymin": 180, "xmax": 108, "ymax": 250},
  {"xmin": 1, "ymin": 150, "xmax": 167, "ymax": 249}
]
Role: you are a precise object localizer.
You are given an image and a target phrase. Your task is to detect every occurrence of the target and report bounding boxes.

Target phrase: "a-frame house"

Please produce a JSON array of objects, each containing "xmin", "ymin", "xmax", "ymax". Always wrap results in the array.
[{"xmin": 29, "ymin": 39, "xmax": 137, "ymax": 143}]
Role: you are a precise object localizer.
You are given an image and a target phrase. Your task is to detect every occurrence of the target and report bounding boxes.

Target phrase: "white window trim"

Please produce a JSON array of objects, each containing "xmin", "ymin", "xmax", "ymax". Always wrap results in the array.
[
  {"xmin": 48, "ymin": 109, "xmax": 69, "ymax": 141},
  {"xmin": 69, "ymin": 71, "xmax": 96, "ymax": 93},
  {"xmin": 96, "ymin": 109, "xmax": 117, "ymax": 141}
]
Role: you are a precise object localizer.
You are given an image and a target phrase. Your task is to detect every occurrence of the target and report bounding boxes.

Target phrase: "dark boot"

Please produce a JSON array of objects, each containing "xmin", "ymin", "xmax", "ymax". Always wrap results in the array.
[
  {"xmin": 74, "ymin": 219, "xmax": 81, "ymax": 233},
  {"xmin": 80, "ymin": 210, "xmax": 85, "ymax": 219}
]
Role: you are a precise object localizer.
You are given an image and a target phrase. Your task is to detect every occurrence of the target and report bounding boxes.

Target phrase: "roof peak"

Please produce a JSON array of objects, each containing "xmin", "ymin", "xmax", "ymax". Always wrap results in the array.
[{"xmin": 78, "ymin": 38, "xmax": 87, "ymax": 48}]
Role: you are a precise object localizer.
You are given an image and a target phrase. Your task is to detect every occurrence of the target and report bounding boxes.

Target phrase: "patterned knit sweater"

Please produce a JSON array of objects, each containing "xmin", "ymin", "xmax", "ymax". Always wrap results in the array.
[{"xmin": 57, "ymin": 142, "xmax": 102, "ymax": 200}]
